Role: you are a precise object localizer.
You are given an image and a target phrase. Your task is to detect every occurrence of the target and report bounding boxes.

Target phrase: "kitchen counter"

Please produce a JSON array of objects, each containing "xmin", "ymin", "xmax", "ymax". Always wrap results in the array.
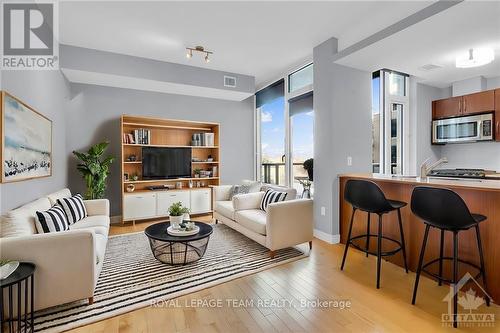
[
  {"xmin": 339, "ymin": 174, "xmax": 500, "ymax": 300},
  {"xmin": 339, "ymin": 173, "xmax": 500, "ymax": 191}
]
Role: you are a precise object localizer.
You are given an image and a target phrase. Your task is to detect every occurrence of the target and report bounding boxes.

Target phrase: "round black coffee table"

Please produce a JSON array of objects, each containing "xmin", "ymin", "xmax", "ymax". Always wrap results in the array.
[{"xmin": 144, "ymin": 221, "xmax": 213, "ymax": 265}]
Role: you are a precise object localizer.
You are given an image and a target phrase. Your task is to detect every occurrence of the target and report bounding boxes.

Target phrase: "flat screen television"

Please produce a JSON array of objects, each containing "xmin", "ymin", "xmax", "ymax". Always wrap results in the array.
[{"xmin": 142, "ymin": 147, "xmax": 192, "ymax": 179}]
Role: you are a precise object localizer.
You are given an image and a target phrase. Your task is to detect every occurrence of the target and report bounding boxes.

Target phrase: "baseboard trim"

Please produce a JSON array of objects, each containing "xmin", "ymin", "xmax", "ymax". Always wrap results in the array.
[{"xmin": 313, "ymin": 229, "xmax": 340, "ymax": 244}]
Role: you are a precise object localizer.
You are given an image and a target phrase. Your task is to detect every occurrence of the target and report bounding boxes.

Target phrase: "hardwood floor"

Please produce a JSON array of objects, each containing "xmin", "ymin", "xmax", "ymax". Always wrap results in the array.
[{"xmin": 68, "ymin": 218, "xmax": 499, "ymax": 333}]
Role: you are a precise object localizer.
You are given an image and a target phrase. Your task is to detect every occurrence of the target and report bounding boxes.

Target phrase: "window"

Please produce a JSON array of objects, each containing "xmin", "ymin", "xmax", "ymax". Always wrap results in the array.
[
  {"xmin": 372, "ymin": 70, "xmax": 409, "ymax": 175},
  {"xmin": 256, "ymin": 80, "xmax": 285, "ymax": 185},
  {"xmin": 288, "ymin": 64, "xmax": 313, "ymax": 93},
  {"xmin": 256, "ymin": 63, "xmax": 314, "ymax": 196}
]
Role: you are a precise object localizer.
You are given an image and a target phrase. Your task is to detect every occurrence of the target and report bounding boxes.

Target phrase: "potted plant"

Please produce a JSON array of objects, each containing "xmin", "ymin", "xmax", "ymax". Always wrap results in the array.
[
  {"xmin": 193, "ymin": 168, "xmax": 202, "ymax": 178},
  {"xmin": 303, "ymin": 158, "xmax": 313, "ymax": 181},
  {"xmin": 168, "ymin": 202, "xmax": 190, "ymax": 229},
  {"xmin": 73, "ymin": 141, "xmax": 115, "ymax": 199}
]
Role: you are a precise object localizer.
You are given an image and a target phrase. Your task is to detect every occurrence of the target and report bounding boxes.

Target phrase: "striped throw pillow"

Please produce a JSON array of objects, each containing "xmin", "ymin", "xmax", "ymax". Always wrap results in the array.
[
  {"xmin": 35, "ymin": 205, "xmax": 69, "ymax": 233},
  {"xmin": 57, "ymin": 194, "xmax": 87, "ymax": 224},
  {"xmin": 260, "ymin": 189, "xmax": 288, "ymax": 212}
]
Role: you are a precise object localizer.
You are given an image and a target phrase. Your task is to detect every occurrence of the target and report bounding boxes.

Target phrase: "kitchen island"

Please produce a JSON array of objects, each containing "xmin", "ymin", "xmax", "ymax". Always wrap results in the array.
[{"xmin": 339, "ymin": 173, "xmax": 500, "ymax": 300}]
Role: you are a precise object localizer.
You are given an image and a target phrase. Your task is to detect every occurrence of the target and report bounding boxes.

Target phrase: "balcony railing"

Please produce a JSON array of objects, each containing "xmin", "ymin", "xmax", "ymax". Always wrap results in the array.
[{"xmin": 261, "ymin": 162, "xmax": 307, "ymax": 185}]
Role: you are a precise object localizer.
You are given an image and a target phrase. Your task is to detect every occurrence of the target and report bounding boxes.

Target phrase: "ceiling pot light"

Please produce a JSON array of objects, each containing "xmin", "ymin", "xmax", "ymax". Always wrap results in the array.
[{"xmin": 456, "ymin": 48, "xmax": 494, "ymax": 68}]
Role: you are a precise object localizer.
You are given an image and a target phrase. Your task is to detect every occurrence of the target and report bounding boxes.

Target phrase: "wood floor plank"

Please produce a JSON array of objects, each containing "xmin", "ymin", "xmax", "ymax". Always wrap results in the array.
[{"xmin": 63, "ymin": 219, "xmax": 499, "ymax": 333}]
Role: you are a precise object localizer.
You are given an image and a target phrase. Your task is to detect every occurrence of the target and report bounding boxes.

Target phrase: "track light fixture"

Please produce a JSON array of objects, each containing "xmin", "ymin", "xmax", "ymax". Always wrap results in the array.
[{"xmin": 186, "ymin": 46, "xmax": 213, "ymax": 63}]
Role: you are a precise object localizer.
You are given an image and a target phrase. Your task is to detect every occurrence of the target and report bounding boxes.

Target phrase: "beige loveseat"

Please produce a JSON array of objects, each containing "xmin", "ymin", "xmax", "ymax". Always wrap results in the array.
[
  {"xmin": 0, "ymin": 189, "xmax": 109, "ymax": 311},
  {"xmin": 212, "ymin": 184, "xmax": 313, "ymax": 257}
]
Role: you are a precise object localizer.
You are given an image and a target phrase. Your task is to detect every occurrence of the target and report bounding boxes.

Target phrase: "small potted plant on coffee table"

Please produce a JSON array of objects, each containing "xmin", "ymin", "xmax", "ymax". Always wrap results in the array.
[{"xmin": 168, "ymin": 202, "xmax": 190, "ymax": 229}]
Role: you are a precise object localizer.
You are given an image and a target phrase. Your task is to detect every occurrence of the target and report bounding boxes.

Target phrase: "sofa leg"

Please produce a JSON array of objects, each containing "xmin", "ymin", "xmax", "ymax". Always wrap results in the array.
[
  {"xmin": 269, "ymin": 250, "xmax": 275, "ymax": 259},
  {"xmin": 309, "ymin": 241, "xmax": 313, "ymax": 250},
  {"xmin": 88, "ymin": 297, "xmax": 94, "ymax": 305},
  {"xmin": 215, "ymin": 219, "xmax": 218, "ymax": 224}
]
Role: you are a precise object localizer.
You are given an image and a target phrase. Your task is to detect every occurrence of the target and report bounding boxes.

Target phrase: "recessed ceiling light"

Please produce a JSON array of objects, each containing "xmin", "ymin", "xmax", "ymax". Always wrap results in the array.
[{"xmin": 456, "ymin": 48, "xmax": 494, "ymax": 68}]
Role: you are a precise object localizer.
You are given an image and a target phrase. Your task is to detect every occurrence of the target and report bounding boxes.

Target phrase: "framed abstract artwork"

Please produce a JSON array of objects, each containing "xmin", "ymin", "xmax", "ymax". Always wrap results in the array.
[{"xmin": 1, "ymin": 91, "xmax": 52, "ymax": 183}]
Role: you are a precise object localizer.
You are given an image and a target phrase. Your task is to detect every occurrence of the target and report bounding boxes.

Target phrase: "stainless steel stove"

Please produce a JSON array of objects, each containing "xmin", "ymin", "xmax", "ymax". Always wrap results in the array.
[{"xmin": 428, "ymin": 169, "xmax": 486, "ymax": 179}]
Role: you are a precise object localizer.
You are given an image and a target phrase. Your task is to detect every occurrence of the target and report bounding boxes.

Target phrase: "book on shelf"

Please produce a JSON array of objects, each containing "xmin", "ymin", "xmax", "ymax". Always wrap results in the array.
[
  {"xmin": 128, "ymin": 129, "xmax": 151, "ymax": 145},
  {"xmin": 122, "ymin": 133, "xmax": 135, "ymax": 144},
  {"xmin": 191, "ymin": 132, "xmax": 215, "ymax": 146}
]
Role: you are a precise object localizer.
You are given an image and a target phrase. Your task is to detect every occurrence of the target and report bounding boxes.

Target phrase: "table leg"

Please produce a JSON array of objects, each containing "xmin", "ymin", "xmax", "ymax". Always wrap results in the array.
[
  {"xmin": 170, "ymin": 242, "xmax": 174, "ymax": 264},
  {"xmin": 16, "ymin": 283, "xmax": 21, "ymax": 333},
  {"xmin": 24, "ymin": 279, "xmax": 28, "ymax": 333},
  {"xmin": 1, "ymin": 287, "xmax": 4, "ymax": 333},
  {"xmin": 183, "ymin": 242, "xmax": 188, "ymax": 265},
  {"xmin": 8, "ymin": 286, "xmax": 13, "ymax": 333},
  {"xmin": 30, "ymin": 276, "xmax": 34, "ymax": 332}
]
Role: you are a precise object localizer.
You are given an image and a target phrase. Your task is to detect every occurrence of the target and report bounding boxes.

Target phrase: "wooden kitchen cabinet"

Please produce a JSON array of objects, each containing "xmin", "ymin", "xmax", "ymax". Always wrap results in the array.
[
  {"xmin": 432, "ymin": 96, "xmax": 462, "ymax": 119},
  {"xmin": 463, "ymin": 90, "xmax": 495, "ymax": 115},
  {"xmin": 432, "ymin": 89, "xmax": 496, "ymax": 120},
  {"xmin": 495, "ymin": 89, "xmax": 500, "ymax": 141}
]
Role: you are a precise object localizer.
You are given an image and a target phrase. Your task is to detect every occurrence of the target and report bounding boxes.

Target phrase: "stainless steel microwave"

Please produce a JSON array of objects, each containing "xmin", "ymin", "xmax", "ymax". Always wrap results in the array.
[{"xmin": 432, "ymin": 113, "xmax": 494, "ymax": 144}]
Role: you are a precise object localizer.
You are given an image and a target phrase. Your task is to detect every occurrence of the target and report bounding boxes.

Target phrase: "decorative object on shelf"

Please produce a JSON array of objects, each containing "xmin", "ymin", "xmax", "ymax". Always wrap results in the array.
[
  {"xmin": 167, "ymin": 202, "xmax": 190, "ymax": 229},
  {"xmin": 0, "ymin": 260, "xmax": 19, "ymax": 279},
  {"xmin": 124, "ymin": 173, "xmax": 129, "ymax": 181},
  {"xmin": 126, "ymin": 154, "xmax": 137, "ymax": 162},
  {"xmin": 303, "ymin": 158, "xmax": 313, "ymax": 181},
  {"xmin": 188, "ymin": 180, "xmax": 193, "ymax": 188},
  {"xmin": 212, "ymin": 166, "xmax": 218, "ymax": 177},
  {"xmin": 73, "ymin": 141, "xmax": 115, "ymax": 199},
  {"xmin": 186, "ymin": 45, "xmax": 213, "ymax": 63},
  {"xmin": 1, "ymin": 91, "xmax": 52, "ymax": 183},
  {"xmin": 193, "ymin": 168, "xmax": 201, "ymax": 178},
  {"xmin": 175, "ymin": 182, "xmax": 183, "ymax": 189},
  {"xmin": 207, "ymin": 155, "xmax": 213, "ymax": 162},
  {"xmin": 200, "ymin": 170, "xmax": 211, "ymax": 178},
  {"xmin": 296, "ymin": 177, "xmax": 312, "ymax": 199},
  {"xmin": 131, "ymin": 173, "xmax": 139, "ymax": 181},
  {"xmin": 196, "ymin": 181, "xmax": 201, "ymax": 188},
  {"xmin": 201, "ymin": 181, "xmax": 206, "ymax": 187},
  {"xmin": 126, "ymin": 184, "xmax": 135, "ymax": 193}
]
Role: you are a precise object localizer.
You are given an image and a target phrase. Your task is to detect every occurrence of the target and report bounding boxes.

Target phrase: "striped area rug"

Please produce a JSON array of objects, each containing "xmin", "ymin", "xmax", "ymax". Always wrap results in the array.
[{"xmin": 33, "ymin": 224, "xmax": 306, "ymax": 332}]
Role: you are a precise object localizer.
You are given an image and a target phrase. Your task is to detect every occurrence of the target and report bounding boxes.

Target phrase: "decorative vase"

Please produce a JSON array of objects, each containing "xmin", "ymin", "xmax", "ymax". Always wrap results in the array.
[
  {"xmin": 183, "ymin": 213, "xmax": 190, "ymax": 221},
  {"xmin": 126, "ymin": 184, "xmax": 135, "ymax": 192},
  {"xmin": 170, "ymin": 215, "xmax": 183, "ymax": 229}
]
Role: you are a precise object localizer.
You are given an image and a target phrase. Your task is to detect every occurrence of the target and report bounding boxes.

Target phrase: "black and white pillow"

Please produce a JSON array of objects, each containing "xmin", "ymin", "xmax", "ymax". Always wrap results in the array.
[
  {"xmin": 228, "ymin": 184, "xmax": 252, "ymax": 200},
  {"xmin": 260, "ymin": 189, "xmax": 288, "ymax": 212},
  {"xmin": 35, "ymin": 205, "xmax": 69, "ymax": 234},
  {"xmin": 57, "ymin": 194, "xmax": 87, "ymax": 224}
]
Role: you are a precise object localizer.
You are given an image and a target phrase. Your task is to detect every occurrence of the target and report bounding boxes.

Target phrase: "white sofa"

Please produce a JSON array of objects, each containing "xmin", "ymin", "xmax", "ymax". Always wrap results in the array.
[
  {"xmin": 0, "ymin": 188, "xmax": 110, "ymax": 311},
  {"xmin": 213, "ymin": 184, "xmax": 313, "ymax": 257}
]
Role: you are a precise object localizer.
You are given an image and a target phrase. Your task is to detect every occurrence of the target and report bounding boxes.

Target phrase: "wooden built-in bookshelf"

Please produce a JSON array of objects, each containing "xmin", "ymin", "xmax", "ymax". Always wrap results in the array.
[{"xmin": 120, "ymin": 115, "xmax": 220, "ymax": 223}]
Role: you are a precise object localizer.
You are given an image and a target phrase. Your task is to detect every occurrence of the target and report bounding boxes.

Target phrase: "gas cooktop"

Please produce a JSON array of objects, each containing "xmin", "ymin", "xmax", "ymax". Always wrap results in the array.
[{"xmin": 428, "ymin": 169, "xmax": 486, "ymax": 179}]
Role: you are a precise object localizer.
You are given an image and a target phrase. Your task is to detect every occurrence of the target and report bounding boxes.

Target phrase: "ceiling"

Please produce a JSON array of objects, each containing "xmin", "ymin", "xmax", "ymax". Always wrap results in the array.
[
  {"xmin": 59, "ymin": 1, "xmax": 432, "ymax": 87},
  {"xmin": 336, "ymin": 1, "xmax": 500, "ymax": 88}
]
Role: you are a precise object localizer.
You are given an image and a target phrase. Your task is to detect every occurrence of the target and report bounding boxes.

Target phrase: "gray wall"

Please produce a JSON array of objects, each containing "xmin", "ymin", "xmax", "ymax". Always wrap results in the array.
[
  {"xmin": 60, "ymin": 45, "xmax": 255, "ymax": 94},
  {"xmin": 409, "ymin": 81, "xmax": 449, "ymax": 174},
  {"xmin": 0, "ymin": 70, "xmax": 71, "ymax": 213},
  {"xmin": 313, "ymin": 38, "xmax": 372, "ymax": 237},
  {"xmin": 66, "ymin": 84, "xmax": 255, "ymax": 216}
]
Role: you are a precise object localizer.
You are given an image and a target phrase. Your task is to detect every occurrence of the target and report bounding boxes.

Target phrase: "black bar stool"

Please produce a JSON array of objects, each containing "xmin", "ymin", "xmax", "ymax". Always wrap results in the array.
[
  {"xmin": 341, "ymin": 179, "xmax": 408, "ymax": 289},
  {"xmin": 410, "ymin": 186, "xmax": 490, "ymax": 328}
]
